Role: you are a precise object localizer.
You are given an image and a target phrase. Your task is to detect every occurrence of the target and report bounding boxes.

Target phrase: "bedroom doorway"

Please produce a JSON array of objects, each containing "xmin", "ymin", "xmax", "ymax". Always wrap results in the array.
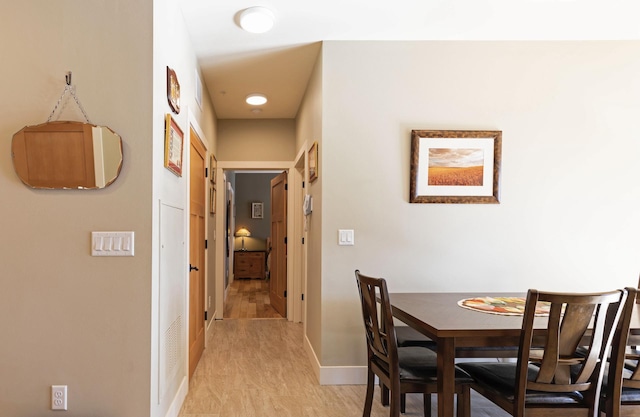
[
  {"xmin": 213, "ymin": 157, "xmax": 305, "ymax": 324},
  {"xmin": 223, "ymin": 170, "xmax": 284, "ymax": 319}
]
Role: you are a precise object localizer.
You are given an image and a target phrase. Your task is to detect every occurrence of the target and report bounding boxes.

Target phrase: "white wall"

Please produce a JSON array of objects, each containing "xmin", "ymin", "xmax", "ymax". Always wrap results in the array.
[
  {"xmin": 0, "ymin": 1, "xmax": 217, "ymax": 415},
  {"xmin": 318, "ymin": 41, "xmax": 640, "ymax": 368},
  {"xmin": 296, "ymin": 50, "xmax": 324, "ymax": 363},
  {"xmin": 0, "ymin": 1, "xmax": 153, "ymax": 415},
  {"xmin": 152, "ymin": 0, "xmax": 218, "ymax": 416}
]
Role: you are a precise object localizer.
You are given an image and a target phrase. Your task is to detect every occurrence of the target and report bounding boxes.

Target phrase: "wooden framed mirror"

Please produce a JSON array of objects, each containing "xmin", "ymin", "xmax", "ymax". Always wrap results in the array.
[{"xmin": 11, "ymin": 121, "xmax": 123, "ymax": 189}]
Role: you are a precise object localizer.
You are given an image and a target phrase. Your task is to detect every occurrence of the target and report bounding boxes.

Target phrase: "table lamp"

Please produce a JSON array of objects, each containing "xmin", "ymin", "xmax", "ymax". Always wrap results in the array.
[{"xmin": 235, "ymin": 227, "xmax": 251, "ymax": 251}]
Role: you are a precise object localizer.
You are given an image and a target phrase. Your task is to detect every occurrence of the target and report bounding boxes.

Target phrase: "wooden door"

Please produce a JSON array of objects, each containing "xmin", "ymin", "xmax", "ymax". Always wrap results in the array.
[
  {"xmin": 188, "ymin": 128, "xmax": 206, "ymax": 379},
  {"xmin": 270, "ymin": 172, "xmax": 287, "ymax": 317}
]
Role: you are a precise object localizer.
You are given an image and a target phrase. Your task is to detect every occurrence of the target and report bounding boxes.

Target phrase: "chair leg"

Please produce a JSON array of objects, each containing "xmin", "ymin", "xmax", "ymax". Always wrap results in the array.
[
  {"xmin": 401, "ymin": 393, "xmax": 406, "ymax": 413},
  {"xmin": 381, "ymin": 381, "xmax": 390, "ymax": 406},
  {"xmin": 363, "ymin": 369, "xmax": 375, "ymax": 417},
  {"xmin": 390, "ymin": 381, "xmax": 402, "ymax": 417},
  {"xmin": 455, "ymin": 385, "xmax": 471, "ymax": 417},
  {"xmin": 423, "ymin": 392, "xmax": 432, "ymax": 417}
]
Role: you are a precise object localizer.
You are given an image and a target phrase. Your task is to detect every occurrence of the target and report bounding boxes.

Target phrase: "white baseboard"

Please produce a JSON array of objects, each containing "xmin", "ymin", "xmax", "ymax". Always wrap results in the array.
[
  {"xmin": 163, "ymin": 376, "xmax": 188, "ymax": 417},
  {"xmin": 303, "ymin": 334, "xmax": 368, "ymax": 385},
  {"xmin": 206, "ymin": 310, "xmax": 216, "ymax": 331}
]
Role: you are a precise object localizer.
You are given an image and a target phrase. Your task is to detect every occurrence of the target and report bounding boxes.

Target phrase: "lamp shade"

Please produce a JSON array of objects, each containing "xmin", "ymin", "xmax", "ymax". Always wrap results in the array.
[{"xmin": 235, "ymin": 227, "xmax": 251, "ymax": 237}]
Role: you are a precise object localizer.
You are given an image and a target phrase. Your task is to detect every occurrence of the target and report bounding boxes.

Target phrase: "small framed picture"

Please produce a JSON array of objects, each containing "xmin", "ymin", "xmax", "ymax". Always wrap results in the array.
[
  {"xmin": 166, "ymin": 66, "xmax": 180, "ymax": 114},
  {"xmin": 309, "ymin": 141, "xmax": 318, "ymax": 182},
  {"xmin": 251, "ymin": 202, "xmax": 263, "ymax": 219},
  {"xmin": 209, "ymin": 154, "xmax": 217, "ymax": 184},
  {"xmin": 209, "ymin": 185, "xmax": 216, "ymax": 214},
  {"xmin": 164, "ymin": 114, "xmax": 184, "ymax": 176}
]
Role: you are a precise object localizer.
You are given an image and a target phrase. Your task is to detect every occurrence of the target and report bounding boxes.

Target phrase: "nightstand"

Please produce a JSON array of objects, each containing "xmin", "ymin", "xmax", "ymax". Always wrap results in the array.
[{"xmin": 233, "ymin": 251, "xmax": 266, "ymax": 279}]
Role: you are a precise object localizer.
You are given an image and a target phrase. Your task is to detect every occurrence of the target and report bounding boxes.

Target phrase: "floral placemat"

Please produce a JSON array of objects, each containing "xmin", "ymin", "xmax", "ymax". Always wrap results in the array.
[{"xmin": 457, "ymin": 296, "xmax": 551, "ymax": 316}]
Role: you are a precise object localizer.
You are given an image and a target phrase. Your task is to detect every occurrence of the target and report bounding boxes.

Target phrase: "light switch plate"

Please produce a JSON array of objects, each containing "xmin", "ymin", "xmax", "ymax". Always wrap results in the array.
[
  {"xmin": 92, "ymin": 231, "xmax": 135, "ymax": 256},
  {"xmin": 338, "ymin": 229, "xmax": 355, "ymax": 246}
]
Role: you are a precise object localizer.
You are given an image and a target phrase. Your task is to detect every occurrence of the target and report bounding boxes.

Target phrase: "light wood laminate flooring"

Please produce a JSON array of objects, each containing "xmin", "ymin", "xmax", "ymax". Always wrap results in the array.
[
  {"xmin": 178, "ymin": 319, "xmax": 509, "ymax": 417},
  {"xmin": 223, "ymin": 278, "xmax": 282, "ymax": 319}
]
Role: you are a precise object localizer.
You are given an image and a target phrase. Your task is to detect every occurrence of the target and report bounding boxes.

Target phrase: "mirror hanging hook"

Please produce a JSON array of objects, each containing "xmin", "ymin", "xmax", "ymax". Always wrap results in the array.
[{"xmin": 46, "ymin": 71, "xmax": 91, "ymax": 124}]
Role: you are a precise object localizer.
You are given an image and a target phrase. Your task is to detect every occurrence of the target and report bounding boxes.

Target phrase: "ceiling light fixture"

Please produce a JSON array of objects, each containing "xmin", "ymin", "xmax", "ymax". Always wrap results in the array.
[
  {"xmin": 246, "ymin": 93, "xmax": 267, "ymax": 106},
  {"xmin": 239, "ymin": 7, "xmax": 275, "ymax": 34}
]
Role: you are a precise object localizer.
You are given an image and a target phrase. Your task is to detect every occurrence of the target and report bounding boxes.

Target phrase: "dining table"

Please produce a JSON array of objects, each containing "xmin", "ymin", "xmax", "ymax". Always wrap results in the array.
[{"xmin": 388, "ymin": 291, "xmax": 640, "ymax": 417}]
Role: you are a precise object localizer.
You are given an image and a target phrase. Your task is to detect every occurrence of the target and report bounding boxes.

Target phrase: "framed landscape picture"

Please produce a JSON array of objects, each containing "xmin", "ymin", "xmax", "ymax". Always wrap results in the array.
[{"xmin": 410, "ymin": 130, "xmax": 501, "ymax": 204}]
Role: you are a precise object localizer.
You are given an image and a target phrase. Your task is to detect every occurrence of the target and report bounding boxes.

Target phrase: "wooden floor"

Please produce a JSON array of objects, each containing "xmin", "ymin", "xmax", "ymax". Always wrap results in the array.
[
  {"xmin": 223, "ymin": 278, "xmax": 283, "ymax": 319},
  {"xmin": 178, "ymin": 319, "xmax": 509, "ymax": 417}
]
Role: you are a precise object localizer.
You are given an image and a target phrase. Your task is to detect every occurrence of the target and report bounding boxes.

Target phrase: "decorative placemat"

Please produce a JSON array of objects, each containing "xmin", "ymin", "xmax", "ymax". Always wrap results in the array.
[{"xmin": 457, "ymin": 296, "xmax": 551, "ymax": 316}]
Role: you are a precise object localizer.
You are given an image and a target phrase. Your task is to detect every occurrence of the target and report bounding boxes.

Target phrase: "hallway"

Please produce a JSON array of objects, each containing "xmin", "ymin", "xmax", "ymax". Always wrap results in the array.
[
  {"xmin": 223, "ymin": 278, "xmax": 282, "ymax": 319},
  {"xmin": 178, "ymin": 319, "xmax": 508, "ymax": 417}
]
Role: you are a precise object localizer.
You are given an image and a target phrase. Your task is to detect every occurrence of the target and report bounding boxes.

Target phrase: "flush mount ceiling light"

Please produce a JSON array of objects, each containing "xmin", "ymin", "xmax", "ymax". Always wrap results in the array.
[
  {"xmin": 246, "ymin": 93, "xmax": 267, "ymax": 106},
  {"xmin": 239, "ymin": 7, "xmax": 275, "ymax": 33}
]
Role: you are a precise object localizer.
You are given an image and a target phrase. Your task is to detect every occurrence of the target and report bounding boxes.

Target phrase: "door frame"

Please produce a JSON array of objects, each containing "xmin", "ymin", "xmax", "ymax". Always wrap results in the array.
[
  {"xmin": 291, "ymin": 149, "xmax": 306, "ymax": 325},
  {"xmin": 185, "ymin": 112, "xmax": 211, "ymax": 345},
  {"xmin": 213, "ymin": 151, "xmax": 306, "ymax": 322},
  {"xmin": 187, "ymin": 125, "xmax": 206, "ymax": 379}
]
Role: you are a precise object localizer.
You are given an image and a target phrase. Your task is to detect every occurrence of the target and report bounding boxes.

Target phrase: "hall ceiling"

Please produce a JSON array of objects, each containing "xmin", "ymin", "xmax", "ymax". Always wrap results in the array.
[{"xmin": 179, "ymin": 0, "xmax": 639, "ymax": 119}]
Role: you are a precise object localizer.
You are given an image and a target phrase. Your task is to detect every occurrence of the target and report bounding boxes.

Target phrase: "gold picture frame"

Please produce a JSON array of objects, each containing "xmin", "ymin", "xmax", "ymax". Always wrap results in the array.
[
  {"xmin": 410, "ymin": 130, "xmax": 501, "ymax": 204},
  {"xmin": 166, "ymin": 66, "xmax": 180, "ymax": 114},
  {"xmin": 309, "ymin": 141, "xmax": 318, "ymax": 182},
  {"xmin": 209, "ymin": 154, "xmax": 217, "ymax": 184},
  {"xmin": 209, "ymin": 185, "xmax": 216, "ymax": 214},
  {"xmin": 164, "ymin": 114, "xmax": 184, "ymax": 177}
]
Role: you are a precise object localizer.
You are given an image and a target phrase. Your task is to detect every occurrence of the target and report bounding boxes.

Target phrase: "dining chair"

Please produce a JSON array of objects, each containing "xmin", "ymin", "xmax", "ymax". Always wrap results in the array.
[
  {"xmin": 457, "ymin": 288, "xmax": 631, "ymax": 417},
  {"xmin": 380, "ymin": 325, "xmax": 437, "ymax": 409},
  {"xmin": 599, "ymin": 287, "xmax": 639, "ymax": 417},
  {"xmin": 355, "ymin": 270, "xmax": 471, "ymax": 417}
]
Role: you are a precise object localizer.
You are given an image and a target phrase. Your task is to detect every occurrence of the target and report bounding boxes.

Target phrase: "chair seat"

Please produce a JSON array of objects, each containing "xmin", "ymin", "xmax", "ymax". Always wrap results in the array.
[
  {"xmin": 458, "ymin": 362, "xmax": 585, "ymax": 404},
  {"xmin": 620, "ymin": 387, "xmax": 640, "ymax": 402},
  {"xmin": 391, "ymin": 346, "xmax": 472, "ymax": 382},
  {"xmin": 395, "ymin": 326, "xmax": 437, "ymax": 349},
  {"xmin": 600, "ymin": 367, "xmax": 640, "ymax": 403}
]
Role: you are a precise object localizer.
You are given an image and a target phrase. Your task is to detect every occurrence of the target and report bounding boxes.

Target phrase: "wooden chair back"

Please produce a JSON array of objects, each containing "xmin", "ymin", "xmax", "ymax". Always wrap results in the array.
[
  {"xmin": 513, "ymin": 288, "xmax": 630, "ymax": 415},
  {"xmin": 603, "ymin": 287, "xmax": 639, "ymax": 417},
  {"xmin": 355, "ymin": 270, "xmax": 398, "ymax": 371}
]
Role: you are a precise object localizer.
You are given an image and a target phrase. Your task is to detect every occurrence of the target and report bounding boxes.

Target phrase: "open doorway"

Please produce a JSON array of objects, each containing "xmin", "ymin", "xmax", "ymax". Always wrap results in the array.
[
  {"xmin": 223, "ymin": 171, "xmax": 284, "ymax": 319},
  {"xmin": 212, "ymin": 153, "xmax": 306, "ymax": 324}
]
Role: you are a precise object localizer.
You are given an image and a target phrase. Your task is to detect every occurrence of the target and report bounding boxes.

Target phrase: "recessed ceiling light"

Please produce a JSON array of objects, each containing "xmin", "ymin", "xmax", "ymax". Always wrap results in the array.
[
  {"xmin": 246, "ymin": 93, "xmax": 267, "ymax": 106},
  {"xmin": 239, "ymin": 7, "xmax": 275, "ymax": 34}
]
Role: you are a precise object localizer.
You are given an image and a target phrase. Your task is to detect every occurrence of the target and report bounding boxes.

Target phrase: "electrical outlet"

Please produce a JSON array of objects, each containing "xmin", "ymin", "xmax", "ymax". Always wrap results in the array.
[{"xmin": 51, "ymin": 385, "xmax": 67, "ymax": 410}]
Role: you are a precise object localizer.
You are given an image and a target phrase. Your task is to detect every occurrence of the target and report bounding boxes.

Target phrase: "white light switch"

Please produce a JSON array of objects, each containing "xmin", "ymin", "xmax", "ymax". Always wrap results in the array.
[
  {"xmin": 92, "ymin": 231, "xmax": 135, "ymax": 256},
  {"xmin": 338, "ymin": 229, "xmax": 355, "ymax": 246}
]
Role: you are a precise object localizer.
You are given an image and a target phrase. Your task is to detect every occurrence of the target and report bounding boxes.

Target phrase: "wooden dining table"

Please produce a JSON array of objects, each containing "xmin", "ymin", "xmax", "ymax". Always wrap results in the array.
[{"xmin": 388, "ymin": 291, "xmax": 640, "ymax": 417}]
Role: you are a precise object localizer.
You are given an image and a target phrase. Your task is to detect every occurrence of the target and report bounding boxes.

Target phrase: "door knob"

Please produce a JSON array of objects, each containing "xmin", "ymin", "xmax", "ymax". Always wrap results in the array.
[{"xmin": 189, "ymin": 264, "xmax": 199, "ymax": 272}]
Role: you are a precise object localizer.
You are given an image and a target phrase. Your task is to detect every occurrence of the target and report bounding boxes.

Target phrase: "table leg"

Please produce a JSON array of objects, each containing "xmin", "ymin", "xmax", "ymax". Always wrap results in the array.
[{"xmin": 437, "ymin": 337, "xmax": 455, "ymax": 417}]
